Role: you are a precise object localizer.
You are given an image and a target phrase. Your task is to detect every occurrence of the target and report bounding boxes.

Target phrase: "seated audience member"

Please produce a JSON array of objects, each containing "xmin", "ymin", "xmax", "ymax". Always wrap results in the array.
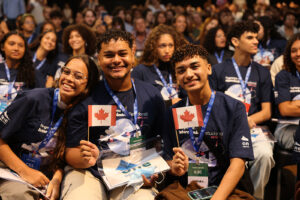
[
  {"xmin": 203, "ymin": 26, "xmax": 233, "ymax": 65},
  {"xmin": 163, "ymin": 44, "xmax": 254, "ymax": 199},
  {"xmin": 0, "ymin": 54, "xmax": 99, "ymax": 200},
  {"xmin": 53, "ymin": 24, "xmax": 96, "ymax": 82},
  {"xmin": 132, "ymin": 24, "xmax": 187, "ymax": 102},
  {"xmin": 29, "ymin": 30, "xmax": 60, "ymax": 87},
  {"xmin": 49, "ymin": 10, "xmax": 64, "ymax": 44},
  {"xmin": 274, "ymin": 33, "xmax": 300, "ymax": 150},
  {"xmin": 82, "ymin": 8, "xmax": 96, "ymax": 28},
  {"xmin": 19, "ymin": 14, "xmax": 38, "ymax": 45},
  {"xmin": 209, "ymin": 21, "xmax": 274, "ymax": 200},
  {"xmin": 277, "ymin": 11, "xmax": 299, "ymax": 41},
  {"xmin": 173, "ymin": 14, "xmax": 194, "ymax": 44},
  {"xmin": 61, "ymin": 30, "xmax": 165, "ymax": 200},
  {"xmin": 253, "ymin": 17, "xmax": 286, "ymax": 67},
  {"xmin": 0, "ymin": 31, "xmax": 44, "ymax": 113},
  {"xmin": 153, "ymin": 11, "xmax": 167, "ymax": 27},
  {"xmin": 132, "ymin": 17, "xmax": 149, "ymax": 58}
]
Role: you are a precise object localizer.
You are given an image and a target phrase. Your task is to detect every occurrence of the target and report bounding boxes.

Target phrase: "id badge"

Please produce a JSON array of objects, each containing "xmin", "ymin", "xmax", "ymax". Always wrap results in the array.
[
  {"xmin": 21, "ymin": 153, "xmax": 41, "ymax": 170},
  {"xmin": 188, "ymin": 162, "xmax": 208, "ymax": 188},
  {"xmin": 161, "ymin": 87, "xmax": 178, "ymax": 101},
  {"xmin": 130, "ymin": 135, "xmax": 145, "ymax": 153}
]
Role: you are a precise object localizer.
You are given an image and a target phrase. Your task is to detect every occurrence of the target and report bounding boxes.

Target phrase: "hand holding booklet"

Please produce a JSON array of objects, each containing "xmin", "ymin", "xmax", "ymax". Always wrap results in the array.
[{"xmin": 0, "ymin": 167, "xmax": 49, "ymax": 199}]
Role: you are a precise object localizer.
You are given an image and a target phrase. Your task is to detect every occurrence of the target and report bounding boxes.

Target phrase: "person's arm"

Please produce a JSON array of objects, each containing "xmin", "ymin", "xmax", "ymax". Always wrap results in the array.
[
  {"xmin": 46, "ymin": 168, "xmax": 63, "ymax": 200},
  {"xmin": 45, "ymin": 75, "xmax": 54, "ymax": 88},
  {"xmin": 211, "ymin": 158, "xmax": 245, "ymax": 200},
  {"xmin": 248, "ymin": 102, "xmax": 271, "ymax": 128},
  {"xmin": 0, "ymin": 138, "xmax": 50, "ymax": 187},
  {"xmin": 65, "ymin": 140, "xmax": 99, "ymax": 169},
  {"xmin": 278, "ymin": 100, "xmax": 300, "ymax": 117}
]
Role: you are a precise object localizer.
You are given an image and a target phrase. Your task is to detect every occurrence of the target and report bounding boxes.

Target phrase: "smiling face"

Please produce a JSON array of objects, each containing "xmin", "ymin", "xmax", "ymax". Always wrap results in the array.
[
  {"xmin": 232, "ymin": 31, "xmax": 258, "ymax": 55},
  {"xmin": 156, "ymin": 34, "xmax": 174, "ymax": 62},
  {"xmin": 2, "ymin": 34, "xmax": 25, "ymax": 61},
  {"xmin": 40, "ymin": 31, "xmax": 56, "ymax": 52},
  {"xmin": 58, "ymin": 58, "xmax": 88, "ymax": 104},
  {"xmin": 291, "ymin": 40, "xmax": 300, "ymax": 71},
  {"xmin": 175, "ymin": 55, "xmax": 211, "ymax": 93},
  {"xmin": 174, "ymin": 15, "xmax": 187, "ymax": 34},
  {"xmin": 98, "ymin": 39, "xmax": 135, "ymax": 82},
  {"xmin": 68, "ymin": 30, "xmax": 85, "ymax": 53}
]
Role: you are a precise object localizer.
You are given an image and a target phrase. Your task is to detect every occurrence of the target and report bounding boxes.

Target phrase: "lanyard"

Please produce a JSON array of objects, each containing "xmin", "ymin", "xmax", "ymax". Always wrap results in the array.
[
  {"xmin": 258, "ymin": 44, "xmax": 264, "ymax": 58},
  {"xmin": 103, "ymin": 78, "xmax": 138, "ymax": 125},
  {"xmin": 153, "ymin": 65, "xmax": 173, "ymax": 95},
  {"xmin": 296, "ymin": 71, "xmax": 300, "ymax": 81},
  {"xmin": 186, "ymin": 90, "xmax": 215, "ymax": 153},
  {"xmin": 32, "ymin": 52, "xmax": 46, "ymax": 70},
  {"xmin": 27, "ymin": 34, "xmax": 34, "ymax": 44},
  {"xmin": 214, "ymin": 50, "xmax": 224, "ymax": 64},
  {"xmin": 36, "ymin": 89, "xmax": 63, "ymax": 152},
  {"xmin": 231, "ymin": 57, "xmax": 252, "ymax": 101},
  {"xmin": 4, "ymin": 62, "xmax": 15, "ymax": 100}
]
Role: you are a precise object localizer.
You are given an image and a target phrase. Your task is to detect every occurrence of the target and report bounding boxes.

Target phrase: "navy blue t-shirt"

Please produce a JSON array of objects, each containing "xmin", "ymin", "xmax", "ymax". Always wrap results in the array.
[
  {"xmin": 66, "ymin": 79, "xmax": 166, "ymax": 178},
  {"xmin": 207, "ymin": 49, "xmax": 233, "ymax": 66},
  {"xmin": 210, "ymin": 59, "xmax": 273, "ymax": 116},
  {"xmin": 0, "ymin": 88, "xmax": 63, "ymax": 175},
  {"xmin": 163, "ymin": 91, "xmax": 254, "ymax": 187},
  {"xmin": 132, "ymin": 63, "xmax": 186, "ymax": 100},
  {"xmin": 0, "ymin": 63, "xmax": 44, "ymax": 112},
  {"xmin": 274, "ymin": 70, "xmax": 300, "ymax": 119}
]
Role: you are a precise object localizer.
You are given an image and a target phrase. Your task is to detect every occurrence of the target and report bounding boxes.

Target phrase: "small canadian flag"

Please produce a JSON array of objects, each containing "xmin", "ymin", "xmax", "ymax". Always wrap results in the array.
[
  {"xmin": 172, "ymin": 106, "xmax": 204, "ymax": 130},
  {"xmin": 88, "ymin": 105, "xmax": 116, "ymax": 127}
]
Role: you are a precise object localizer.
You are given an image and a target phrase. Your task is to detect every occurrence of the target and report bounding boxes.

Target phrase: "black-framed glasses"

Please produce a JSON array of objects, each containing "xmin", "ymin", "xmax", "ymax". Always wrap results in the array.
[{"xmin": 61, "ymin": 67, "xmax": 87, "ymax": 80}]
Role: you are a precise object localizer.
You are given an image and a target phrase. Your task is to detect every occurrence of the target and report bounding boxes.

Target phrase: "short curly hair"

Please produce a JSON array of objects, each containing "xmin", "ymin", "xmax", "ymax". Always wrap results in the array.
[
  {"xmin": 139, "ymin": 24, "xmax": 187, "ymax": 66},
  {"xmin": 203, "ymin": 26, "xmax": 226, "ymax": 54},
  {"xmin": 62, "ymin": 24, "xmax": 96, "ymax": 56},
  {"xmin": 227, "ymin": 20, "xmax": 259, "ymax": 46},
  {"xmin": 283, "ymin": 32, "xmax": 300, "ymax": 75},
  {"xmin": 96, "ymin": 29, "xmax": 134, "ymax": 53}
]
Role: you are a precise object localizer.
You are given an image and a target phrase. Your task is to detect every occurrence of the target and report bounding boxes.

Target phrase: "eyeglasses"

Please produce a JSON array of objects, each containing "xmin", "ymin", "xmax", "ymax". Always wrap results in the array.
[{"xmin": 61, "ymin": 67, "xmax": 87, "ymax": 80}]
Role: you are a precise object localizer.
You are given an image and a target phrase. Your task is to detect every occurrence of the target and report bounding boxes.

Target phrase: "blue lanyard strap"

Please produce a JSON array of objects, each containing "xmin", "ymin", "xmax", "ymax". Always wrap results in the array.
[
  {"xmin": 153, "ymin": 65, "xmax": 173, "ymax": 95},
  {"xmin": 103, "ymin": 78, "xmax": 138, "ymax": 125},
  {"xmin": 231, "ymin": 57, "xmax": 252, "ymax": 101},
  {"xmin": 186, "ymin": 90, "xmax": 215, "ymax": 153},
  {"xmin": 296, "ymin": 71, "xmax": 300, "ymax": 81},
  {"xmin": 258, "ymin": 44, "xmax": 264, "ymax": 57},
  {"xmin": 214, "ymin": 50, "xmax": 224, "ymax": 64},
  {"xmin": 37, "ymin": 89, "xmax": 63, "ymax": 151},
  {"xmin": 27, "ymin": 34, "xmax": 34, "ymax": 44},
  {"xmin": 32, "ymin": 52, "xmax": 46, "ymax": 70},
  {"xmin": 4, "ymin": 62, "xmax": 15, "ymax": 100}
]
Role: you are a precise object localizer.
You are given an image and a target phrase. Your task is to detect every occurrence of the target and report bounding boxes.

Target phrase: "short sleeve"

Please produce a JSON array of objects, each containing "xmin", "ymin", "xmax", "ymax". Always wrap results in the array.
[
  {"xmin": 66, "ymin": 103, "xmax": 88, "ymax": 147},
  {"xmin": 228, "ymin": 101, "xmax": 254, "ymax": 161},
  {"xmin": 0, "ymin": 91, "xmax": 33, "ymax": 140},
  {"xmin": 275, "ymin": 71, "xmax": 291, "ymax": 104},
  {"xmin": 259, "ymin": 67, "xmax": 273, "ymax": 103}
]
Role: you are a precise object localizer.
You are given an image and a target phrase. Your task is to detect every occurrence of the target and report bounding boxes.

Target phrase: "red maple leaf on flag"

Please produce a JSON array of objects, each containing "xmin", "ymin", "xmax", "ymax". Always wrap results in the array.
[
  {"xmin": 95, "ymin": 108, "xmax": 109, "ymax": 124},
  {"xmin": 180, "ymin": 110, "xmax": 194, "ymax": 123}
]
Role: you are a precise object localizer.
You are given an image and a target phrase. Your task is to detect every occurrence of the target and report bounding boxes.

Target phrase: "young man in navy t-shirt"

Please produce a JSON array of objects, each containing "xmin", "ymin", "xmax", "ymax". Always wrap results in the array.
[
  {"xmin": 163, "ymin": 44, "xmax": 254, "ymax": 199},
  {"xmin": 61, "ymin": 30, "xmax": 165, "ymax": 200},
  {"xmin": 209, "ymin": 21, "xmax": 274, "ymax": 200}
]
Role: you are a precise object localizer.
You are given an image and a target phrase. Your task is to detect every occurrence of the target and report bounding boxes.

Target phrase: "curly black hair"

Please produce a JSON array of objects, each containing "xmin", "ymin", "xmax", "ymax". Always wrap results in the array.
[
  {"xmin": 0, "ymin": 31, "xmax": 35, "ymax": 88},
  {"xmin": 96, "ymin": 29, "xmax": 134, "ymax": 53},
  {"xmin": 172, "ymin": 44, "xmax": 209, "ymax": 65},
  {"xmin": 29, "ymin": 30, "xmax": 59, "ymax": 64},
  {"xmin": 203, "ymin": 26, "xmax": 226, "ymax": 54},
  {"xmin": 283, "ymin": 32, "xmax": 300, "ymax": 75},
  {"xmin": 227, "ymin": 20, "xmax": 259, "ymax": 46},
  {"xmin": 139, "ymin": 24, "xmax": 187, "ymax": 66},
  {"xmin": 62, "ymin": 24, "xmax": 96, "ymax": 56}
]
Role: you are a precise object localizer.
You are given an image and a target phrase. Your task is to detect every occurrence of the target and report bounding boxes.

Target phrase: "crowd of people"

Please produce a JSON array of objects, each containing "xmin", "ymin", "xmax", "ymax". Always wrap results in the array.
[{"xmin": 0, "ymin": 0, "xmax": 299, "ymax": 200}]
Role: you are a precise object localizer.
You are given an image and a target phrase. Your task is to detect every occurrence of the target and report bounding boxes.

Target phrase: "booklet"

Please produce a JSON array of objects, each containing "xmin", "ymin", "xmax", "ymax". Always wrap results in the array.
[
  {"xmin": 100, "ymin": 148, "xmax": 170, "ymax": 190},
  {"xmin": 0, "ymin": 167, "xmax": 49, "ymax": 199}
]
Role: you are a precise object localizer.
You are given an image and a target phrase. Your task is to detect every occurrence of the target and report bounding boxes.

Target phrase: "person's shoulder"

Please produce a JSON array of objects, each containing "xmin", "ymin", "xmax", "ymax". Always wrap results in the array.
[
  {"xmin": 215, "ymin": 91, "xmax": 245, "ymax": 111},
  {"xmin": 252, "ymin": 61, "xmax": 270, "ymax": 74},
  {"xmin": 213, "ymin": 58, "xmax": 232, "ymax": 69},
  {"xmin": 134, "ymin": 78, "xmax": 159, "ymax": 94},
  {"xmin": 17, "ymin": 88, "xmax": 54, "ymax": 103},
  {"xmin": 133, "ymin": 64, "xmax": 152, "ymax": 72}
]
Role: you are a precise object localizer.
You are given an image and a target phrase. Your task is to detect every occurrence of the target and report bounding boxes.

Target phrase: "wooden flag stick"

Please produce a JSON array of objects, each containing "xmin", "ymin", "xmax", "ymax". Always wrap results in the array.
[
  {"xmin": 175, "ymin": 129, "xmax": 180, "ymax": 147},
  {"xmin": 88, "ymin": 127, "xmax": 90, "ymax": 141}
]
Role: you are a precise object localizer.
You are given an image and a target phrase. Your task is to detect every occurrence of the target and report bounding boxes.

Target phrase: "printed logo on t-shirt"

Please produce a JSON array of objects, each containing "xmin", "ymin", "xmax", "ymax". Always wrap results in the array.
[
  {"xmin": 290, "ymin": 87, "xmax": 300, "ymax": 94},
  {"xmin": 294, "ymin": 142, "xmax": 300, "ymax": 153},
  {"xmin": 241, "ymin": 136, "xmax": 250, "ymax": 148},
  {"xmin": 293, "ymin": 94, "xmax": 300, "ymax": 101},
  {"xmin": 0, "ymin": 111, "xmax": 9, "ymax": 124}
]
